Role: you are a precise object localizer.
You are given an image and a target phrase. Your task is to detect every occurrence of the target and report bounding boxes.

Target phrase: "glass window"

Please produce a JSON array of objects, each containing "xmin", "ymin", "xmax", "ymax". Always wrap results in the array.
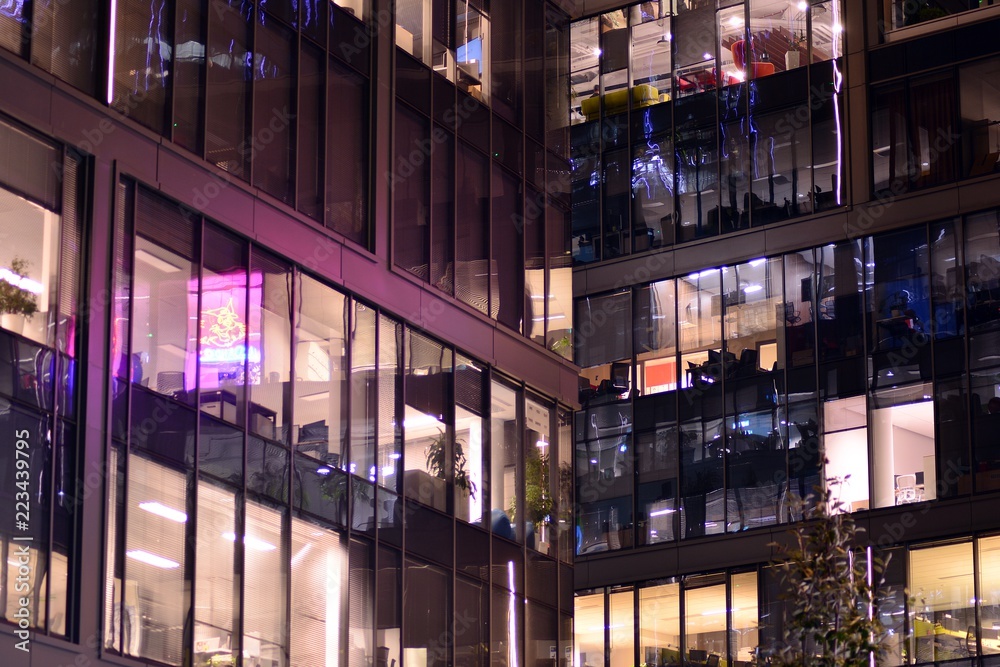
[
  {"xmin": 109, "ymin": 0, "xmax": 171, "ymax": 132},
  {"xmin": 491, "ymin": 0, "xmax": 523, "ymax": 122},
  {"xmin": 492, "ymin": 165, "xmax": 523, "ymax": 332},
  {"xmin": 328, "ymin": 60, "xmax": 368, "ymax": 245},
  {"xmin": 526, "ymin": 601, "xmax": 558, "ymax": 667},
  {"xmin": 823, "ymin": 396, "xmax": 869, "ymax": 511},
  {"xmin": 298, "ymin": 42, "xmax": 324, "ymax": 220},
  {"xmin": 248, "ymin": 251, "xmax": 292, "ymax": 443},
  {"xmin": 978, "ymin": 536, "xmax": 1000, "ymax": 658},
  {"xmin": 570, "ymin": 18, "xmax": 599, "ymax": 125},
  {"xmin": 243, "ymin": 501, "xmax": 286, "ymax": 667},
  {"xmin": 815, "ymin": 241, "xmax": 865, "ymax": 363},
  {"xmin": 610, "ymin": 588, "xmax": 634, "ymax": 667},
  {"xmin": 871, "ymin": 384, "xmax": 935, "ymax": 509},
  {"xmin": 290, "ymin": 517, "xmax": 346, "ymax": 667},
  {"xmin": 557, "ymin": 407, "xmax": 574, "ymax": 562},
  {"xmin": 490, "ymin": 377, "xmax": 521, "ymax": 540},
  {"xmin": 252, "ymin": 15, "xmax": 295, "ymax": 204},
  {"xmin": 870, "ymin": 227, "xmax": 932, "ymax": 385},
  {"xmin": 677, "ymin": 269, "xmax": 722, "ymax": 387},
  {"xmin": 639, "ymin": 581, "xmax": 680, "ymax": 666},
  {"xmin": 750, "ymin": 110, "xmax": 811, "ymax": 223},
  {"xmin": 909, "ymin": 72, "xmax": 958, "ymax": 190},
  {"xmin": 403, "ymin": 559, "xmax": 451, "ymax": 667},
  {"xmin": 871, "ymin": 83, "xmax": 909, "ymax": 195},
  {"xmin": 377, "ymin": 547, "xmax": 402, "ymax": 667},
  {"xmin": 193, "ymin": 482, "xmax": 237, "ymax": 665},
  {"xmin": 575, "ymin": 290, "xmax": 632, "ymax": 394},
  {"xmin": 122, "ymin": 455, "xmax": 189, "ymax": 664},
  {"xmin": 909, "ymin": 542, "xmax": 975, "ymax": 664},
  {"xmin": 348, "ymin": 540, "xmax": 374, "ymax": 667},
  {"xmin": 636, "ymin": 280, "xmax": 677, "ymax": 396},
  {"xmin": 548, "ymin": 200, "xmax": 574, "ymax": 358},
  {"xmin": 351, "ymin": 303, "xmax": 377, "ymax": 487},
  {"xmin": 730, "ymin": 572, "xmax": 758, "ymax": 664},
  {"xmin": 525, "ymin": 187, "xmax": 546, "ymax": 345},
  {"xmin": 199, "ymin": 226, "xmax": 248, "ymax": 427},
  {"xmin": 783, "ymin": 250, "xmax": 816, "ymax": 368},
  {"xmin": 574, "ymin": 591, "xmax": 605, "ymax": 667},
  {"xmin": 637, "ymin": 424, "xmax": 679, "ymax": 545},
  {"xmin": 131, "ymin": 196, "xmax": 198, "ymax": 404},
  {"xmin": 431, "ymin": 128, "xmax": 455, "ymax": 295},
  {"xmin": 455, "ymin": 576, "xmax": 489, "ymax": 667},
  {"xmin": 334, "ymin": 0, "xmax": 366, "ymax": 20},
  {"xmin": 293, "ymin": 275, "xmax": 348, "ymax": 473},
  {"xmin": 959, "ymin": 57, "xmax": 1000, "ymax": 180},
  {"xmin": 717, "ymin": 4, "xmax": 746, "ymax": 84},
  {"xmin": 632, "ymin": 129, "xmax": 675, "ymax": 251},
  {"xmin": 402, "ymin": 331, "xmax": 452, "ymax": 513},
  {"xmin": 747, "ymin": 0, "xmax": 806, "ymax": 75},
  {"xmin": 680, "ymin": 394, "xmax": 725, "ymax": 538},
  {"xmin": 394, "ymin": 104, "xmax": 431, "ymax": 281},
  {"xmin": 571, "ymin": 122, "xmax": 602, "ymax": 263},
  {"xmin": 723, "ymin": 257, "xmax": 781, "ymax": 371},
  {"xmin": 966, "ymin": 210, "xmax": 1000, "ymax": 344},
  {"xmin": 396, "ymin": 0, "xmax": 429, "ymax": 62},
  {"xmin": 809, "ymin": 61, "xmax": 843, "ymax": 211},
  {"xmin": 675, "ymin": 119, "xmax": 719, "ymax": 242},
  {"xmin": 206, "ymin": 0, "xmax": 251, "ymax": 178},
  {"xmin": 457, "ymin": 4, "xmax": 489, "ymax": 102},
  {"xmin": 684, "ymin": 579, "xmax": 726, "ymax": 663},
  {"xmin": 631, "ymin": 17, "xmax": 673, "ymax": 99},
  {"xmin": 378, "ymin": 314, "xmax": 404, "ymax": 497},
  {"xmin": 525, "ymin": 396, "xmax": 553, "ymax": 553},
  {"xmin": 673, "ymin": 1, "xmax": 717, "ymax": 97},
  {"xmin": 456, "ymin": 142, "xmax": 491, "ymax": 316},
  {"xmin": 456, "ymin": 354, "xmax": 486, "ymax": 525},
  {"xmin": 970, "ymin": 365, "xmax": 1000, "ymax": 493}
]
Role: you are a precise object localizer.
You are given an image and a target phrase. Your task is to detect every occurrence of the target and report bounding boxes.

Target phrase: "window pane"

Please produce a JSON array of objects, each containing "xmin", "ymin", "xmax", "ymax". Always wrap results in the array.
[
  {"xmin": 293, "ymin": 276, "xmax": 348, "ymax": 470},
  {"xmin": 492, "ymin": 165, "xmax": 523, "ymax": 332},
  {"xmin": 123, "ymin": 455, "xmax": 189, "ymax": 664},
  {"xmin": 456, "ymin": 142, "xmax": 491, "ymax": 316},
  {"xmin": 403, "ymin": 558, "xmax": 451, "ymax": 665},
  {"xmin": 750, "ymin": 110, "xmax": 810, "ymax": 223},
  {"xmin": 959, "ymin": 57, "xmax": 1000, "ymax": 179},
  {"xmin": 525, "ymin": 396, "xmax": 553, "ymax": 553},
  {"xmin": 394, "ymin": 104, "xmax": 430, "ymax": 280},
  {"xmin": 730, "ymin": 572, "xmax": 758, "ymax": 663},
  {"xmin": 871, "ymin": 84, "xmax": 909, "ymax": 194},
  {"xmin": 290, "ymin": 517, "xmax": 346, "ymax": 667},
  {"xmin": 970, "ymin": 365, "xmax": 1000, "ymax": 493},
  {"xmin": 431, "ymin": 128, "xmax": 454, "ymax": 294},
  {"xmin": 822, "ymin": 396, "xmax": 869, "ymax": 511},
  {"xmin": 909, "ymin": 542, "xmax": 975, "ymax": 664},
  {"xmin": 172, "ymin": 0, "xmax": 204, "ymax": 151},
  {"xmin": 491, "ymin": 378, "xmax": 520, "ymax": 540},
  {"xmin": 610, "ymin": 588, "xmax": 634, "ymax": 667},
  {"xmin": 244, "ymin": 501, "xmax": 286, "ymax": 667},
  {"xmin": 351, "ymin": 303, "xmax": 377, "ymax": 484},
  {"xmin": 457, "ymin": 5, "xmax": 489, "ymax": 102},
  {"xmin": 132, "ymin": 200, "xmax": 198, "ymax": 403},
  {"xmin": 200, "ymin": 226, "xmax": 248, "ymax": 427},
  {"xmin": 402, "ymin": 331, "xmax": 452, "ymax": 512},
  {"xmin": 252, "ymin": 15, "xmax": 295, "ymax": 203},
  {"xmin": 396, "ymin": 0, "xmax": 428, "ymax": 62},
  {"xmin": 547, "ymin": 201, "xmax": 573, "ymax": 359},
  {"xmin": 723, "ymin": 257, "xmax": 781, "ymax": 369},
  {"xmin": 574, "ymin": 592, "xmax": 605, "ymax": 667},
  {"xmin": 640, "ymin": 581, "xmax": 680, "ymax": 665},
  {"xmin": 684, "ymin": 582, "xmax": 726, "ymax": 663},
  {"xmin": 456, "ymin": 354, "xmax": 486, "ymax": 525},
  {"xmin": 637, "ymin": 425, "xmax": 678, "ymax": 545},
  {"xmin": 871, "ymin": 384, "xmax": 934, "ymax": 509},
  {"xmin": 249, "ymin": 251, "xmax": 292, "ymax": 443},
  {"xmin": 632, "ymin": 131, "xmax": 675, "ymax": 252},
  {"xmin": 966, "ymin": 210, "xmax": 1000, "ymax": 343},
  {"xmin": 31, "ymin": 0, "xmax": 99, "ymax": 94},
  {"xmin": 348, "ymin": 540, "xmax": 374, "ymax": 667},
  {"xmin": 978, "ymin": 536, "xmax": 1000, "ymax": 658},
  {"xmin": 378, "ymin": 314, "xmax": 404, "ymax": 496},
  {"xmin": 193, "ymin": 482, "xmax": 237, "ymax": 664},
  {"xmin": 525, "ymin": 187, "xmax": 545, "ymax": 345},
  {"xmin": 377, "ymin": 547, "xmax": 402, "ymax": 667},
  {"xmin": 680, "ymin": 396, "xmax": 724, "ymax": 538},
  {"xmin": 206, "ymin": 0, "xmax": 251, "ymax": 177},
  {"xmin": 571, "ymin": 121, "xmax": 601, "ymax": 262},
  {"xmin": 110, "ymin": 0, "xmax": 171, "ymax": 132},
  {"xmin": 328, "ymin": 60, "xmax": 368, "ymax": 244}
]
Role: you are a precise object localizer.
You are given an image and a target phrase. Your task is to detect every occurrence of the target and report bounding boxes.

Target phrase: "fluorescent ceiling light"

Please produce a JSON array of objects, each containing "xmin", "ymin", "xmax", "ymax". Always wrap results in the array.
[
  {"xmin": 222, "ymin": 532, "xmax": 277, "ymax": 552},
  {"xmin": 126, "ymin": 550, "xmax": 181, "ymax": 569},
  {"xmin": 139, "ymin": 501, "xmax": 188, "ymax": 523},
  {"xmin": 744, "ymin": 284, "xmax": 763, "ymax": 293},
  {"xmin": 649, "ymin": 508, "xmax": 676, "ymax": 517},
  {"xmin": 135, "ymin": 248, "xmax": 182, "ymax": 273}
]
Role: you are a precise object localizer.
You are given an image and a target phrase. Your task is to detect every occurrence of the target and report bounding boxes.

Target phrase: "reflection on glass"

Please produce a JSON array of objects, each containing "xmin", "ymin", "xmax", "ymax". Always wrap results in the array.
[
  {"xmin": 526, "ymin": 396, "xmax": 553, "ymax": 553},
  {"xmin": 402, "ymin": 331, "xmax": 452, "ymax": 512},
  {"xmin": 730, "ymin": 572, "xmax": 758, "ymax": 664},
  {"xmin": 378, "ymin": 314, "xmax": 403, "ymax": 495},
  {"xmin": 244, "ymin": 501, "xmax": 286, "ymax": 667},
  {"xmin": 248, "ymin": 251, "xmax": 291, "ymax": 443},
  {"xmin": 456, "ymin": 354, "xmax": 486, "ymax": 524},
  {"xmin": 293, "ymin": 276, "xmax": 348, "ymax": 473},
  {"xmin": 490, "ymin": 378, "xmax": 520, "ymax": 540}
]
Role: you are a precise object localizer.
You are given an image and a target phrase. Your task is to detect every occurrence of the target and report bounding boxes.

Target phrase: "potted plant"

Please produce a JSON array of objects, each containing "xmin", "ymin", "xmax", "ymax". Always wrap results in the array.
[
  {"xmin": 0, "ymin": 257, "xmax": 39, "ymax": 334},
  {"xmin": 425, "ymin": 428, "xmax": 477, "ymax": 500}
]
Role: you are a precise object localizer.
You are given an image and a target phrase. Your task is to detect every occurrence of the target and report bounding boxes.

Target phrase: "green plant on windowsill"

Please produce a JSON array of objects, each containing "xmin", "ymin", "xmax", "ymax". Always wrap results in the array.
[
  {"xmin": 0, "ymin": 257, "xmax": 39, "ymax": 322},
  {"xmin": 425, "ymin": 428, "xmax": 477, "ymax": 499},
  {"xmin": 509, "ymin": 450, "xmax": 554, "ymax": 526}
]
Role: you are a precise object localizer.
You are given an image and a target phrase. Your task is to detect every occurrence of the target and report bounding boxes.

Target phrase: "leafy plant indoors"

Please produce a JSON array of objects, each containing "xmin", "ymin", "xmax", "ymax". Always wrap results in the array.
[
  {"xmin": 763, "ymin": 467, "xmax": 889, "ymax": 667},
  {"xmin": 425, "ymin": 428, "xmax": 476, "ymax": 499},
  {"xmin": 0, "ymin": 257, "xmax": 39, "ymax": 317}
]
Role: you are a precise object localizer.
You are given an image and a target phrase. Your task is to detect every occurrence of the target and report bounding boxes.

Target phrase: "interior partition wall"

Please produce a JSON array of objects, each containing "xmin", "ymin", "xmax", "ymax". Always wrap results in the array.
[{"xmin": 102, "ymin": 178, "xmax": 574, "ymax": 667}]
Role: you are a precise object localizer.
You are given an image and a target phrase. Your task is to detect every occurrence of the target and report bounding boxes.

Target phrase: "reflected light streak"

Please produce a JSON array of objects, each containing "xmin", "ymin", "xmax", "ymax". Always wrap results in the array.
[{"xmin": 508, "ymin": 561, "xmax": 518, "ymax": 667}]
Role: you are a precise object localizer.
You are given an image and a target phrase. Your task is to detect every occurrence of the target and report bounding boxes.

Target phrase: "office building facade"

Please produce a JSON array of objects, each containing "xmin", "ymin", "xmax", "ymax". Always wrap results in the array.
[
  {"xmin": 0, "ymin": 1, "xmax": 582, "ymax": 666},
  {"xmin": 569, "ymin": 0, "xmax": 1000, "ymax": 666}
]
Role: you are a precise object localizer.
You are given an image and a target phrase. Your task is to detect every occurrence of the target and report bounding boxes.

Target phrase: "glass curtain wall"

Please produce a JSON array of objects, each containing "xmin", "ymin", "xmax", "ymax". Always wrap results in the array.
[
  {"xmin": 572, "ymin": 211, "xmax": 1000, "ymax": 549},
  {"xmin": 105, "ymin": 180, "xmax": 574, "ymax": 665}
]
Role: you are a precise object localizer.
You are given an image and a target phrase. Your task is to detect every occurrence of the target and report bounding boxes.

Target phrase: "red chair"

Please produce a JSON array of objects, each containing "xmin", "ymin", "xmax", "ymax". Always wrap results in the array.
[{"xmin": 730, "ymin": 40, "xmax": 775, "ymax": 79}]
